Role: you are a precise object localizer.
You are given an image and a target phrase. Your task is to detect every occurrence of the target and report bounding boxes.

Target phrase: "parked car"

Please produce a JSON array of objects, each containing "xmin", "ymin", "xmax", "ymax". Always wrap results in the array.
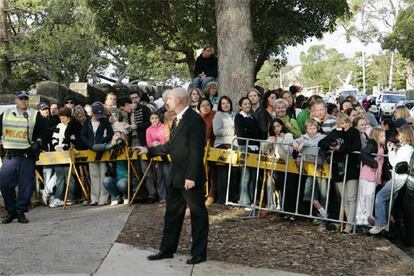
[{"xmin": 376, "ymin": 92, "xmax": 407, "ymax": 116}]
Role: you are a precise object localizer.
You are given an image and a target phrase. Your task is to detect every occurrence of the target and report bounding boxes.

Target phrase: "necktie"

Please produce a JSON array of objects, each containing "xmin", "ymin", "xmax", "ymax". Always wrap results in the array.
[{"xmin": 172, "ymin": 118, "xmax": 178, "ymax": 129}]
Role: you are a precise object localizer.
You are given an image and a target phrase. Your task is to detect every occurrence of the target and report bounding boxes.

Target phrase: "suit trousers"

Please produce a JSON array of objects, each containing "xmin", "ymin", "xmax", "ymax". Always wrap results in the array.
[{"xmin": 160, "ymin": 185, "xmax": 209, "ymax": 258}]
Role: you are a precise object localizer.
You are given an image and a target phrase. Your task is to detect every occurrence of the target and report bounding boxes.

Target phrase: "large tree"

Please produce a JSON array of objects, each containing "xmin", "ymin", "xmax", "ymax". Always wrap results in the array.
[
  {"xmin": 88, "ymin": 0, "xmax": 349, "ymax": 81},
  {"xmin": 216, "ymin": 0, "xmax": 254, "ymax": 104}
]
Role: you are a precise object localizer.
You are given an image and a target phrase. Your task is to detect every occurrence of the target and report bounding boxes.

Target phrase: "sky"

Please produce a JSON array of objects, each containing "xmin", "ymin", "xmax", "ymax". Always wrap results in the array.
[{"xmin": 285, "ymin": 29, "xmax": 383, "ymax": 65}]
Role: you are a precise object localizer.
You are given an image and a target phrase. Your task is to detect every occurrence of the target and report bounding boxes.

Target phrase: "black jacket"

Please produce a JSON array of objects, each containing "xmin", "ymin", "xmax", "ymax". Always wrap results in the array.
[
  {"xmin": 255, "ymin": 107, "xmax": 273, "ymax": 139},
  {"xmin": 80, "ymin": 117, "xmax": 114, "ymax": 149},
  {"xmin": 130, "ymin": 104, "xmax": 151, "ymax": 146},
  {"xmin": 318, "ymin": 127, "xmax": 361, "ymax": 181},
  {"xmin": 64, "ymin": 117, "xmax": 89, "ymax": 150},
  {"xmin": 148, "ymin": 108, "xmax": 206, "ymax": 189},
  {"xmin": 193, "ymin": 54, "xmax": 218, "ymax": 78},
  {"xmin": 234, "ymin": 113, "xmax": 261, "ymax": 146}
]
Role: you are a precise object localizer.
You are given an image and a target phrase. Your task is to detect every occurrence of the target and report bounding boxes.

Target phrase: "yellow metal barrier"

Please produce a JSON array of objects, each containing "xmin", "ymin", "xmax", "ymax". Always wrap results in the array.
[{"xmin": 35, "ymin": 147, "xmax": 330, "ymax": 178}]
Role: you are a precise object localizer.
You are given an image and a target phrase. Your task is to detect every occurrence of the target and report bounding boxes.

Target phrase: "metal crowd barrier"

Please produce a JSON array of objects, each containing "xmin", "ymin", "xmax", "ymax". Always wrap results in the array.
[{"xmin": 223, "ymin": 137, "xmax": 395, "ymax": 233}]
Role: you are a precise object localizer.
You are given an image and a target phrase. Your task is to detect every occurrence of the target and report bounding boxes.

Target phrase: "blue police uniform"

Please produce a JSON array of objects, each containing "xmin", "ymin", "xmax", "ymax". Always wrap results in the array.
[{"xmin": 0, "ymin": 91, "xmax": 50, "ymax": 223}]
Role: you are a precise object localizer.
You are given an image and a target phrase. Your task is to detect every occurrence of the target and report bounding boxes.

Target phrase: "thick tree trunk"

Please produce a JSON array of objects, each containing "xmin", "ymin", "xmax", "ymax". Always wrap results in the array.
[
  {"xmin": 0, "ymin": 0, "xmax": 12, "ymax": 90},
  {"xmin": 186, "ymin": 51, "xmax": 195, "ymax": 78},
  {"xmin": 216, "ymin": 0, "xmax": 254, "ymax": 106}
]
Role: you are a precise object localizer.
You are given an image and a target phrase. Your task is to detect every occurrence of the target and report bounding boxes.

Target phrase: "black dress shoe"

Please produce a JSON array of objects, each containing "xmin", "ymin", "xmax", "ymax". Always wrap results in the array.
[
  {"xmin": 147, "ymin": 251, "xmax": 174, "ymax": 261},
  {"xmin": 17, "ymin": 212, "xmax": 29, "ymax": 223},
  {"xmin": 2, "ymin": 210, "xmax": 17, "ymax": 224},
  {"xmin": 186, "ymin": 256, "xmax": 206, "ymax": 265}
]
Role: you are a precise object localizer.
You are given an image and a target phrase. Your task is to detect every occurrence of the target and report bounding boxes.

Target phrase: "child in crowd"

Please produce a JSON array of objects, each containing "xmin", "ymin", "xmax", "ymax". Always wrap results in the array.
[
  {"xmin": 81, "ymin": 102, "xmax": 114, "ymax": 206},
  {"xmin": 293, "ymin": 119, "xmax": 327, "ymax": 218},
  {"xmin": 146, "ymin": 113, "xmax": 169, "ymax": 202},
  {"xmin": 356, "ymin": 128, "xmax": 386, "ymax": 226},
  {"xmin": 48, "ymin": 107, "xmax": 75, "ymax": 208}
]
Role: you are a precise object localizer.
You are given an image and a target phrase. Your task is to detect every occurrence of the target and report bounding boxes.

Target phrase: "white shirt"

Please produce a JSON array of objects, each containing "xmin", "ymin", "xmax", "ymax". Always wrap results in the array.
[{"xmin": 176, "ymin": 106, "xmax": 189, "ymax": 125}]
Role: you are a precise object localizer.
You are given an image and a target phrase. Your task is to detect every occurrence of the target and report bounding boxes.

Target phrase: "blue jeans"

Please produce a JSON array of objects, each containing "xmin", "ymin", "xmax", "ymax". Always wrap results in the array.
[
  {"xmin": 192, "ymin": 76, "xmax": 215, "ymax": 89},
  {"xmin": 374, "ymin": 177, "xmax": 406, "ymax": 226},
  {"xmin": 103, "ymin": 177, "xmax": 137, "ymax": 201},
  {"xmin": 239, "ymin": 167, "xmax": 256, "ymax": 206},
  {"xmin": 53, "ymin": 165, "xmax": 76, "ymax": 200}
]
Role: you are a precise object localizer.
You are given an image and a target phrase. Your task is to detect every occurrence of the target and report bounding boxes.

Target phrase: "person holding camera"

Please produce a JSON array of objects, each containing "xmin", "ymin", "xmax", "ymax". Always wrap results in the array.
[
  {"xmin": 318, "ymin": 113, "xmax": 361, "ymax": 234},
  {"xmin": 0, "ymin": 91, "xmax": 50, "ymax": 223},
  {"xmin": 103, "ymin": 129, "xmax": 135, "ymax": 206}
]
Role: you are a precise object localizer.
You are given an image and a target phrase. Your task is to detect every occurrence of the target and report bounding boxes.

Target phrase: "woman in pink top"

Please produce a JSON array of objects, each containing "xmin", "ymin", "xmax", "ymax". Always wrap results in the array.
[
  {"xmin": 355, "ymin": 128, "xmax": 386, "ymax": 226},
  {"xmin": 146, "ymin": 113, "xmax": 169, "ymax": 202}
]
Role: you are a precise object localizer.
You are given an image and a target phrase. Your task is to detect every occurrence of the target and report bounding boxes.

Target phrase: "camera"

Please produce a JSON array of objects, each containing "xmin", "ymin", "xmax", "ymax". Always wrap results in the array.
[
  {"xmin": 331, "ymin": 138, "xmax": 344, "ymax": 147},
  {"xmin": 115, "ymin": 138, "xmax": 126, "ymax": 148}
]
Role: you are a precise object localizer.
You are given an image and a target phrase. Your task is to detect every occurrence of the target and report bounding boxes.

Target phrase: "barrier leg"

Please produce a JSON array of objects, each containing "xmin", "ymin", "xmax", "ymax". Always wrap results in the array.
[
  {"xmin": 73, "ymin": 164, "xmax": 88, "ymax": 199},
  {"xmin": 130, "ymin": 159, "xmax": 153, "ymax": 205},
  {"xmin": 63, "ymin": 162, "xmax": 74, "ymax": 210}
]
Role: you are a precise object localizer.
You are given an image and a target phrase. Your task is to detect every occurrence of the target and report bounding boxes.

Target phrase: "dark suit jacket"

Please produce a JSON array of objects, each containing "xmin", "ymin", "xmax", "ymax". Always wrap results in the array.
[{"xmin": 148, "ymin": 108, "xmax": 206, "ymax": 189}]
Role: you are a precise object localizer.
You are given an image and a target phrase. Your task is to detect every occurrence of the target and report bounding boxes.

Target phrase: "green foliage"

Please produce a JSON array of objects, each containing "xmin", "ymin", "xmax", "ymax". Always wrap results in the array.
[
  {"xmin": 295, "ymin": 45, "xmax": 407, "ymax": 92},
  {"xmin": 383, "ymin": 5, "xmax": 414, "ymax": 61},
  {"xmin": 87, "ymin": 0, "xmax": 216, "ymax": 58},
  {"xmin": 5, "ymin": 0, "xmax": 108, "ymax": 89},
  {"xmin": 128, "ymin": 45, "xmax": 190, "ymax": 82},
  {"xmin": 300, "ymin": 45, "xmax": 354, "ymax": 90},
  {"xmin": 88, "ymin": 0, "xmax": 349, "ymax": 78}
]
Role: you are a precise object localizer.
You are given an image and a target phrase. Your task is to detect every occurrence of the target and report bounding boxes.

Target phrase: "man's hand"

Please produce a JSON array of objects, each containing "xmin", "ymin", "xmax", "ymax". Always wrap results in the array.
[
  {"xmin": 184, "ymin": 179, "xmax": 195, "ymax": 190},
  {"xmin": 134, "ymin": 146, "xmax": 148, "ymax": 155}
]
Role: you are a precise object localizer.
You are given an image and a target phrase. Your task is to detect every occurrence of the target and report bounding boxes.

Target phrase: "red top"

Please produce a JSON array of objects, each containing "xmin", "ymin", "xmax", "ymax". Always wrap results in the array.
[{"xmin": 201, "ymin": 111, "xmax": 216, "ymax": 146}]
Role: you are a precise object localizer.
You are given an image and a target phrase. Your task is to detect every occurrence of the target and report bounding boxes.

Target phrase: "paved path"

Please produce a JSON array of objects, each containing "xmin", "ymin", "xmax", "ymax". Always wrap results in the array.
[
  {"xmin": 0, "ymin": 203, "xmax": 306, "ymax": 276},
  {"xmin": 96, "ymin": 242, "xmax": 305, "ymax": 276},
  {"xmin": 0, "ymin": 205, "xmax": 132, "ymax": 275}
]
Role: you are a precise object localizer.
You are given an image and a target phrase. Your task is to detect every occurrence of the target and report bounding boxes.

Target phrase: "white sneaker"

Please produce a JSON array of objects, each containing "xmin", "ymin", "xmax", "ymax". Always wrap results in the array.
[
  {"xmin": 40, "ymin": 190, "xmax": 49, "ymax": 206},
  {"xmin": 49, "ymin": 198, "xmax": 64, "ymax": 208},
  {"xmin": 123, "ymin": 199, "xmax": 129, "ymax": 205},
  {"xmin": 369, "ymin": 225, "xmax": 387, "ymax": 235},
  {"xmin": 110, "ymin": 200, "xmax": 119, "ymax": 206}
]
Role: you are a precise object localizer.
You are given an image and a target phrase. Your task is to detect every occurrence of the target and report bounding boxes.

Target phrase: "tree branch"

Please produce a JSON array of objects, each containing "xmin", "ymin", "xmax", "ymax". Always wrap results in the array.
[{"xmin": 96, "ymin": 73, "xmax": 117, "ymax": 83}]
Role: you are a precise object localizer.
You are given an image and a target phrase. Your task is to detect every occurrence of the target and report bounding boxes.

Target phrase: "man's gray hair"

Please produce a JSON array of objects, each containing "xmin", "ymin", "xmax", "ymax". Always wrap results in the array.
[{"xmin": 171, "ymin": 87, "xmax": 189, "ymax": 104}]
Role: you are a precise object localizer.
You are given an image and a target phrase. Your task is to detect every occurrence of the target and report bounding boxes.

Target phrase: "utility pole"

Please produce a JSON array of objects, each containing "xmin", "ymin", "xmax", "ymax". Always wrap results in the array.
[{"xmin": 0, "ymin": 0, "xmax": 11, "ymax": 90}]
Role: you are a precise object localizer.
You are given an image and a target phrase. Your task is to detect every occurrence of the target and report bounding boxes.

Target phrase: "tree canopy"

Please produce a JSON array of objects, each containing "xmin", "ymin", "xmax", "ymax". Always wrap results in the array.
[
  {"xmin": 88, "ymin": 0, "xmax": 349, "ymax": 79},
  {"xmin": 383, "ymin": 5, "xmax": 414, "ymax": 61}
]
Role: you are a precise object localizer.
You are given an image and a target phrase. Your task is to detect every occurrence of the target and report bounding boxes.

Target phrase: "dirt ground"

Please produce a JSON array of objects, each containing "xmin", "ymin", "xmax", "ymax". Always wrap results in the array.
[{"xmin": 117, "ymin": 204, "xmax": 414, "ymax": 275}]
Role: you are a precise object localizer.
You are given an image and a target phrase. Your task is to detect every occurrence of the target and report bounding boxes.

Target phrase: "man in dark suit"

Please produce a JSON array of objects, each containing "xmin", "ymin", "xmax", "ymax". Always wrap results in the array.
[{"xmin": 136, "ymin": 87, "xmax": 209, "ymax": 265}]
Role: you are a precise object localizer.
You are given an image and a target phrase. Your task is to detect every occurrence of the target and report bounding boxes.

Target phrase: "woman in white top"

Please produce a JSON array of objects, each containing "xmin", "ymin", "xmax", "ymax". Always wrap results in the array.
[
  {"xmin": 212, "ymin": 96, "xmax": 237, "ymax": 204},
  {"xmin": 212, "ymin": 96, "xmax": 235, "ymax": 148},
  {"xmin": 369, "ymin": 125, "xmax": 414, "ymax": 234}
]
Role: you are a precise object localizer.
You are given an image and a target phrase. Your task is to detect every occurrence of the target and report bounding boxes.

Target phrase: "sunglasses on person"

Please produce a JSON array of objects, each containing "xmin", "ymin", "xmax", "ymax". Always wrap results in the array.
[{"xmin": 65, "ymin": 101, "xmax": 74, "ymax": 104}]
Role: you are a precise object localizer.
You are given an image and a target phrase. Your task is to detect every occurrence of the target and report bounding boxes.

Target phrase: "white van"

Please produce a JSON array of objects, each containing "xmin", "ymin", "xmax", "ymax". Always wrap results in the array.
[{"xmin": 376, "ymin": 92, "xmax": 406, "ymax": 116}]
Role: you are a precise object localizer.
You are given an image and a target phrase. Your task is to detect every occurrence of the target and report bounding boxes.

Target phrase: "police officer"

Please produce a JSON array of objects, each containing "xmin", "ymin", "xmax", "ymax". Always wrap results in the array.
[{"xmin": 0, "ymin": 91, "xmax": 49, "ymax": 224}]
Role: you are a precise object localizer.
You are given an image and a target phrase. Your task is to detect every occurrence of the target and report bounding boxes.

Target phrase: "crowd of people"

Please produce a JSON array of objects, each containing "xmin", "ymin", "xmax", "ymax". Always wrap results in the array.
[
  {"xmin": 28, "ymin": 80, "xmax": 413, "ymax": 242},
  {"xmin": 1, "ymin": 46, "xmax": 412, "ymax": 244}
]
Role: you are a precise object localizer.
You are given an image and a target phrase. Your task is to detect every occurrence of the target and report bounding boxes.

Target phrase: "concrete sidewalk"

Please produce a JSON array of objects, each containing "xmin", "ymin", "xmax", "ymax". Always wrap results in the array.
[
  {"xmin": 0, "ymin": 204, "xmax": 132, "ymax": 275},
  {"xmin": 96, "ymin": 242, "xmax": 306, "ymax": 276}
]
